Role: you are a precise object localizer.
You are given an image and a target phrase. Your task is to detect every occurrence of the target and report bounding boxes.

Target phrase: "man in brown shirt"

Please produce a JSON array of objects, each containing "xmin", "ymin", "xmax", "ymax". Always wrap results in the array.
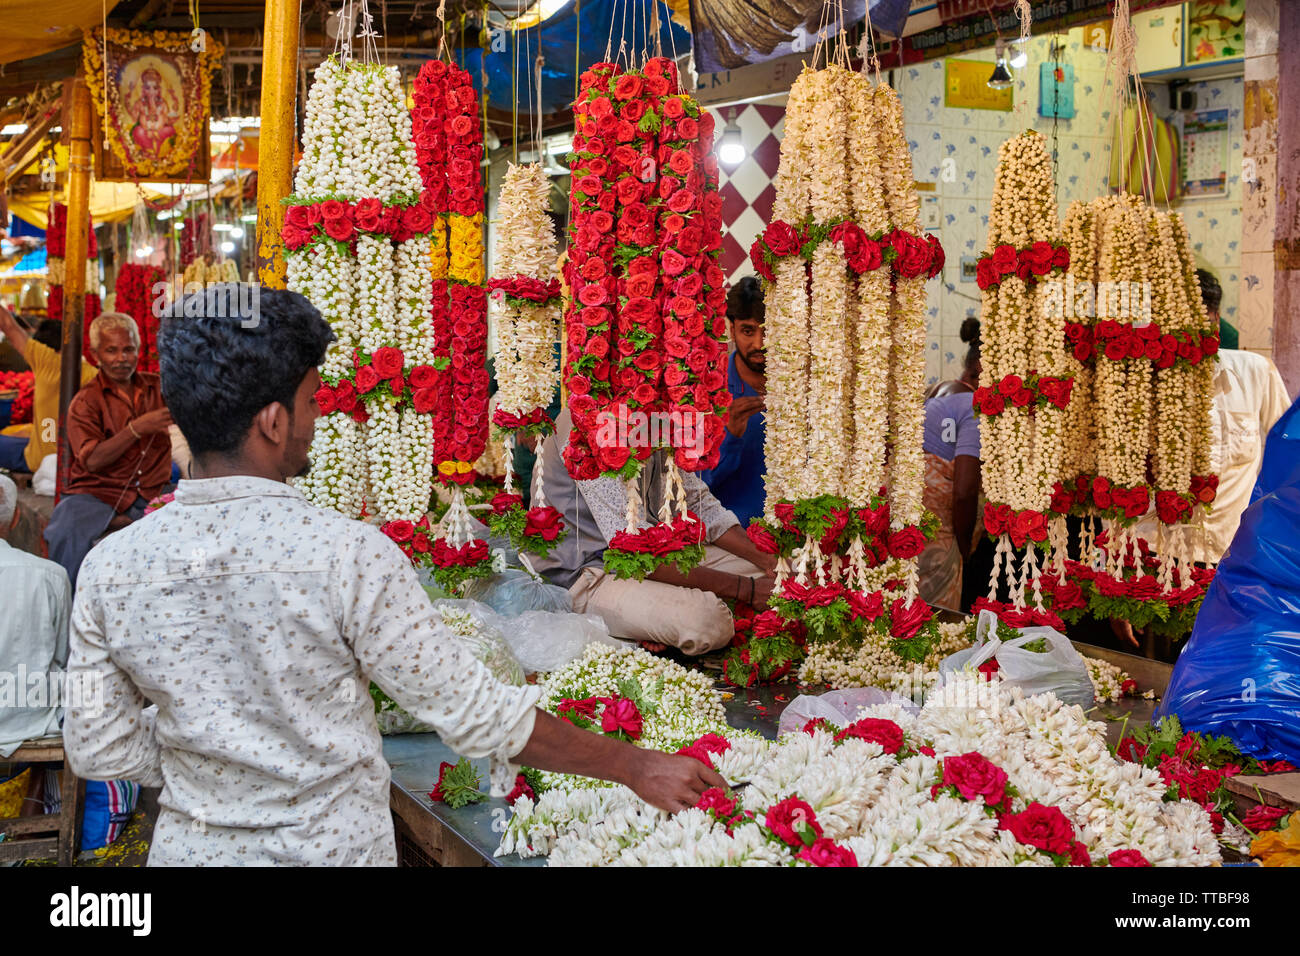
[{"xmin": 44, "ymin": 312, "xmax": 172, "ymax": 588}]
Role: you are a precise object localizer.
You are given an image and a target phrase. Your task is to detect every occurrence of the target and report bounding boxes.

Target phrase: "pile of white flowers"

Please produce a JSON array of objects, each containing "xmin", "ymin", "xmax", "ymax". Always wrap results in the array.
[
  {"xmin": 798, "ymin": 620, "xmax": 971, "ymax": 690},
  {"xmin": 498, "ymin": 670, "xmax": 1219, "ymax": 866}
]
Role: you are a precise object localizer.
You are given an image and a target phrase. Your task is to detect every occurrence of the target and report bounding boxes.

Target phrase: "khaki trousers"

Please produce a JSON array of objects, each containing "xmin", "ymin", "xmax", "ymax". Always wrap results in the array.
[{"xmin": 568, "ymin": 546, "xmax": 764, "ymax": 656}]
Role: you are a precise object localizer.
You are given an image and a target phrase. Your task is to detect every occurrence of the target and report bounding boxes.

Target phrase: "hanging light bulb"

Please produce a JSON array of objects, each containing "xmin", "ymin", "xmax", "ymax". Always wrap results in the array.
[
  {"xmin": 988, "ymin": 41, "xmax": 1014, "ymax": 90},
  {"xmin": 230, "ymin": 227, "xmax": 245, "ymax": 239},
  {"xmin": 220, "ymin": 240, "xmax": 236, "ymax": 254},
  {"xmin": 136, "ymin": 245, "xmax": 154, "ymax": 258},
  {"xmin": 718, "ymin": 110, "xmax": 745, "ymax": 166},
  {"xmin": 1009, "ymin": 38, "xmax": 1028, "ymax": 70}
]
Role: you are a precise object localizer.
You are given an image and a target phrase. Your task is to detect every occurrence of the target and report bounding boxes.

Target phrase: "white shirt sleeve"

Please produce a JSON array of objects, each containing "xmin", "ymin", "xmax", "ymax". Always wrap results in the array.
[
  {"xmin": 337, "ymin": 529, "xmax": 540, "ymax": 761},
  {"xmin": 64, "ymin": 588, "xmax": 165, "ymax": 787},
  {"xmin": 1256, "ymin": 356, "xmax": 1292, "ymax": 438},
  {"xmin": 683, "ymin": 468, "xmax": 740, "ymax": 542}
]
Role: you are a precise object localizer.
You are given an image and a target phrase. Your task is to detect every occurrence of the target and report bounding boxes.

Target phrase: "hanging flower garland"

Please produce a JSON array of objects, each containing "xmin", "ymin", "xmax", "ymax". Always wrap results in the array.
[
  {"xmin": 485, "ymin": 162, "xmax": 567, "ymax": 558},
  {"xmin": 406, "ymin": 58, "xmax": 494, "ymax": 580},
  {"xmin": 976, "ymin": 131, "xmax": 1074, "ymax": 612},
  {"xmin": 285, "ymin": 56, "xmax": 435, "ymax": 532},
  {"xmin": 44, "ymin": 203, "xmax": 102, "ymax": 360},
  {"xmin": 114, "ymin": 263, "xmax": 165, "ymax": 374},
  {"xmin": 560, "ymin": 57, "xmax": 729, "ymax": 580},
  {"xmin": 745, "ymin": 66, "xmax": 942, "ymax": 664}
]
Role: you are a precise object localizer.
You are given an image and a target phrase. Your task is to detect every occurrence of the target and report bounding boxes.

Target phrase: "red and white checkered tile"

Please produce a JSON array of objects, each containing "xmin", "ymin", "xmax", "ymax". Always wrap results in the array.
[{"xmin": 705, "ymin": 100, "xmax": 787, "ymax": 283}]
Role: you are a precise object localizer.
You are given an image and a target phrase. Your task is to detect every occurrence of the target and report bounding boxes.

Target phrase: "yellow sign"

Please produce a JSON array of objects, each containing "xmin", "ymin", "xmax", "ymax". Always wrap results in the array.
[{"xmin": 944, "ymin": 58, "xmax": 1014, "ymax": 112}]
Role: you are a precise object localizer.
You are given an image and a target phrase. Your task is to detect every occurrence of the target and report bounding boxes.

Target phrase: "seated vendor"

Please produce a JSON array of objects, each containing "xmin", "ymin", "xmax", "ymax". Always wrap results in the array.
[
  {"xmin": 0, "ymin": 308, "xmax": 98, "ymax": 474},
  {"xmin": 700, "ymin": 277, "xmax": 766, "ymax": 529},
  {"xmin": 43, "ymin": 312, "xmax": 173, "ymax": 589},
  {"xmin": 531, "ymin": 409, "xmax": 777, "ymax": 655}
]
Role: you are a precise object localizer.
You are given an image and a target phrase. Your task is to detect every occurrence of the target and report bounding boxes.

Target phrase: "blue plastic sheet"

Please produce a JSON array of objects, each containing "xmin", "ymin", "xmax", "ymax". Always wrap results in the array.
[
  {"xmin": 462, "ymin": 0, "xmax": 689, "ymax": 117},
  {"xmin": 1157, "ymin": 395, "xmax": 1300, "ymax": 763}
]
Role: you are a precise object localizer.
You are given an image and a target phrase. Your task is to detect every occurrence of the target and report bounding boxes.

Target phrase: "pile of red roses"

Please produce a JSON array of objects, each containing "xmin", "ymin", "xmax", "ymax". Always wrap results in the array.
[
  {"xmin": 971, "ymin": 596, "xmax": 1066, "ymax": 631},
  {"xmin": 280, "ymin": 196, "xmax": 438, "ymax": 251},
  {"xmin": 971, "ymin": 372, "xmax": 1073, "ymax": 417},
  {"xmin": 748, "ymin": 217, "xmax": 944, "ymax": 283},
  {"xmin": 114, "ymin": 263, "xmax": 165, "ymax": 374},
  {"xmin": 562, "ymin": 59, "xmax": 729, "ymax": 481},
  {"xmin": 0, "ymin": 371, "xmax": 34, "ymax": 425},
  {"xmin": 974, "ymin": 241, "xmax": 1069, "ymax": 291},
  {"xmin": 747, "ymin": 496, "xmax": 932, "ymax": 568},
  {"xmin": 982, "ymin": 503, "xmax": 1050, "ymax": 549},
  {"xmin": 608, "ymin": 510, "xmax": 706, "ymax": 556},
  {"xmin": 1067, "ymin": 318, "xmax": 1220, "ymax": 368}
]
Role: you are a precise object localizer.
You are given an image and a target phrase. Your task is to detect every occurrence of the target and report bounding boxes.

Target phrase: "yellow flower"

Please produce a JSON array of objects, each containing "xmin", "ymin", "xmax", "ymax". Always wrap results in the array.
[{"xmin": 1252, "ymin": 812, "xmax": 1300, "ymax": 867}]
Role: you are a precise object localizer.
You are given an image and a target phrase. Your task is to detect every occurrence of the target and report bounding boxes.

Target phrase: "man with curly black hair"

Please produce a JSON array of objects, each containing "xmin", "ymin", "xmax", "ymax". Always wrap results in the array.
[{"xmin": 64, "ymin": 284, "xmax": 722, "ymax": 866}]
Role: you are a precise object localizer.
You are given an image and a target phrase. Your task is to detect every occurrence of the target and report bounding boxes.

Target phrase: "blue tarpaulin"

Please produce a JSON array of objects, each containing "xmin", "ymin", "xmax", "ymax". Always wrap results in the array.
[
  {"xmin": 462, "ymin": 0, "xmax": 690, "ymax": 117},
  {"xmin": 1156, "ymin": 396, "xmax": 1300, "ymax": 763}
]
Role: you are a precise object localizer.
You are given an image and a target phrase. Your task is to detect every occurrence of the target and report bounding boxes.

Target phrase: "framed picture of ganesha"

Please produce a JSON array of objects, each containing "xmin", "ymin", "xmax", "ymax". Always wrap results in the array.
[{"xmin": 83, "ymin": 29, "xmax": 222, "ymax": 183}]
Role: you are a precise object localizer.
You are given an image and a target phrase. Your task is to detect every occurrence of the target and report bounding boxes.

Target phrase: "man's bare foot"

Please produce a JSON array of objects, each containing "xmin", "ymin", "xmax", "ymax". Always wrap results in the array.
[{"xmin": 639, "ymin": 640, "xmax": 667, "ymax": 653}]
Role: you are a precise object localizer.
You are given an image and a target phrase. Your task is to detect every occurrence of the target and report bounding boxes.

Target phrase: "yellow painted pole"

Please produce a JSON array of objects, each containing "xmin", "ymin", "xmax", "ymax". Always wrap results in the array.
[
  {"xmin": 57, "ymin": 77, "xmax": 93, "ymax": 498},
  {"xmin": 256, "ymin": 0, "xmax": 302, "ymax": 289}
]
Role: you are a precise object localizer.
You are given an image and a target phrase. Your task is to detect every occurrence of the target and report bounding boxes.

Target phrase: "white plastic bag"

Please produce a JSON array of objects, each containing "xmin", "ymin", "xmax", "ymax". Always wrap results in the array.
[
  {"xmin": 939, "ymin": 609, "xmax": 1094, "ymax": 709},
  {"xmin": 777, "ymin": 688, "xmax": 920, "ymax": 736},
  {"xmin": 503, "ymin": 610, "xmax": 621, "ymax": 673}
]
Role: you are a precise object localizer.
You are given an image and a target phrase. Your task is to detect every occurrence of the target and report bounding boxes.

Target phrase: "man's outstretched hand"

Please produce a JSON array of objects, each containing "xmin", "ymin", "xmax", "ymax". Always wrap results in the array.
[
  {"xmin": 626, "ymin": 749, "xmax": 727, "ymax": 814},
  {"xmin": 515, "ymin": 710, "xmax": 726, "ymax": 814}
]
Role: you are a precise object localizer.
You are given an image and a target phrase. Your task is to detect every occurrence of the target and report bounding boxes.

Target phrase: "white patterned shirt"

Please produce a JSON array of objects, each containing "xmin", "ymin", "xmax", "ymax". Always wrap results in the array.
[{"xmin": 64, "ymin": 475, "xmax": 540, "ymax": 866}]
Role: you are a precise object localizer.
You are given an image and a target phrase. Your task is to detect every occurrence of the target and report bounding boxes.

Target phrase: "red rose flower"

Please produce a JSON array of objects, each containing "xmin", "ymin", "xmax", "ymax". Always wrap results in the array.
[
  {"xmin": 798, "ymin": 839, "xmax": 858, "ymax": 867},
  {"xmin": 355, "ymin": 365, "xmax": 380, "ymax": 393},
  {"xmin": 370, "ymin": 346, "xmax": 404, "ymax": 379},
  {"xmin": 1107, "ymin": 849, "xmax": 1151, "ymax": 867},
  {"xmin": 314, "ymin": 386, "xmax": 337, "ymax": 414},
  {"xmin": 695, "ymin": 787, "xmax": 736, "ymax": 817},
  {"xmin": 941, "ymin": 752, "xmax": 1010, "ymax": 808},
  {"xmin": 834, "ymin": 717, "xmax": 904, "ymax": 754},
  {"xmin": 890, "ymin": 596, "xmax": 932, "ymax": 641},
  {"xmin": 764, "ymin": 221, "xmax": 801, "ymax": 257},
  {"xmin": 383, "ymin": 519, "xmax": 415, "ymax": 543},
  {"xmin": 990, "ymin": 244, "xmax": 1019, "ymax": 274},
  {"xmin": 1001, "ymin": 802, "xmax": 1075, "ymax": 856},
  {"xmin": 888, "ymin": 526, "xmax": 927, "ymax": 559},
  {"xmin": 765, "ymin": 797, "xmax": 823, "ymax": 847}
]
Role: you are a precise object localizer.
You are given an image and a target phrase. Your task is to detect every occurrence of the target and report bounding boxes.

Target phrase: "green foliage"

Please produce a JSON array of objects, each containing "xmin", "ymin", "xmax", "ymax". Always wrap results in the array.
[
  {"xmin": 616, "ymin": 675, "xmax": 664, "ymax": 717},
  {"xmin": 436, "ymin": 758, "xmax": 487, "ymax": 809},
  {"xmin": 431, "ymin": 559, "xmax": 495, "ymax": 596},
  {"xmin": 603, "ymin": 540, "xmax": 705, "ymax": 580}
]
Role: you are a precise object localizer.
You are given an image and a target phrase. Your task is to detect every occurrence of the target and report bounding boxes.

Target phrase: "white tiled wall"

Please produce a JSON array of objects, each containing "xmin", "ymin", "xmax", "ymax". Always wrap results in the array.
[{"xmin": 897, "ymin": 28, "xmax": 1245, "ymax": 386}]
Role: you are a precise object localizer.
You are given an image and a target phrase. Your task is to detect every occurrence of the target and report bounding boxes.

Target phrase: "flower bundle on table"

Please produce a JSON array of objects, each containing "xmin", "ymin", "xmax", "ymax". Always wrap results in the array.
[
  {"xmin": 976, "ymin": 131, "xmax": 1074, "ymax": 614},
  {"xmin": 560, "ymin": 58, "xmax": 729, "ymax": 579},
  {"xmin": 482, "ymin": 490, "xmax": 568, "ymax": 560},
  {"xmin": 722, "ymin": 605, "xmax": 808, "ymax": 687},
  {"xmin": 284, "ymin": 56, "xmax": 436, "ymax": 535},
  {"xmin": 748, "ymin": 67, "xmax": 941, "ymax": 662},
  {"xmin": 1117, "ymin": 715, "xmax": 1296, "ymax": 849},
  {"xmin": 498, "ymin": 671, "xmax": 1221, "ymax": 866},
  {"xmin": 0, "ymin": 371, "xmax": 34, "ymax": 425},
  {"xmin": 114, "ymin": 263, "xmax": 165, "ymax": 374}
]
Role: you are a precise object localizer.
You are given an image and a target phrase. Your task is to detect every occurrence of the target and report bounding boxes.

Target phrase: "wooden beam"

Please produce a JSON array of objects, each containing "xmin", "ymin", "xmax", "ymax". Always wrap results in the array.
[
  {"xmin": 56, "ymin": 78, "xmax": 92, "ymax": 499},
  {"xmin": 255, "ymin": 0, "xmax": 302, "ymax": 289}
]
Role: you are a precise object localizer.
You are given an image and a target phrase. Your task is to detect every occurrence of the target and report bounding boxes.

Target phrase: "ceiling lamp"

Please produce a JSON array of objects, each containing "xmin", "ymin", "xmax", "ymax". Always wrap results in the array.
[
  {"xmin": 1008, "ymin": 38, "xmax": 1028, "ymax": 70},
  {"xmin": 718, "ymin": 111, "xmax": 745, "ymax": 166},
  {"xmin": 988, "ymin": 41, "xmax": 1014, "ymax": 90}
]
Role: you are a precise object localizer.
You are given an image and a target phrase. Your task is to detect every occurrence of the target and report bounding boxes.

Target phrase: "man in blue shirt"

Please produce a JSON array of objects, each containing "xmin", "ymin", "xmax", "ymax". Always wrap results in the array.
[{"xmin": 702, "ymin": 277, "xmax": 766, "ymax": 528}]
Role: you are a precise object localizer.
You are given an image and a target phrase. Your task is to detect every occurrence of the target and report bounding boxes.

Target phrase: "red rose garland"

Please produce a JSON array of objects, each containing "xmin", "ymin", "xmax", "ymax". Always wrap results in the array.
[
  {"xmin": 974, "ymin": 241, "xmax": 1069, "ymax": 291},
  {"xmin": 749, "ymin": 218, "xmax": 944, "ymax": 286},
  {"xmin": 114, "ymin": 263, "xmax": 165, "ymax": 374}
]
